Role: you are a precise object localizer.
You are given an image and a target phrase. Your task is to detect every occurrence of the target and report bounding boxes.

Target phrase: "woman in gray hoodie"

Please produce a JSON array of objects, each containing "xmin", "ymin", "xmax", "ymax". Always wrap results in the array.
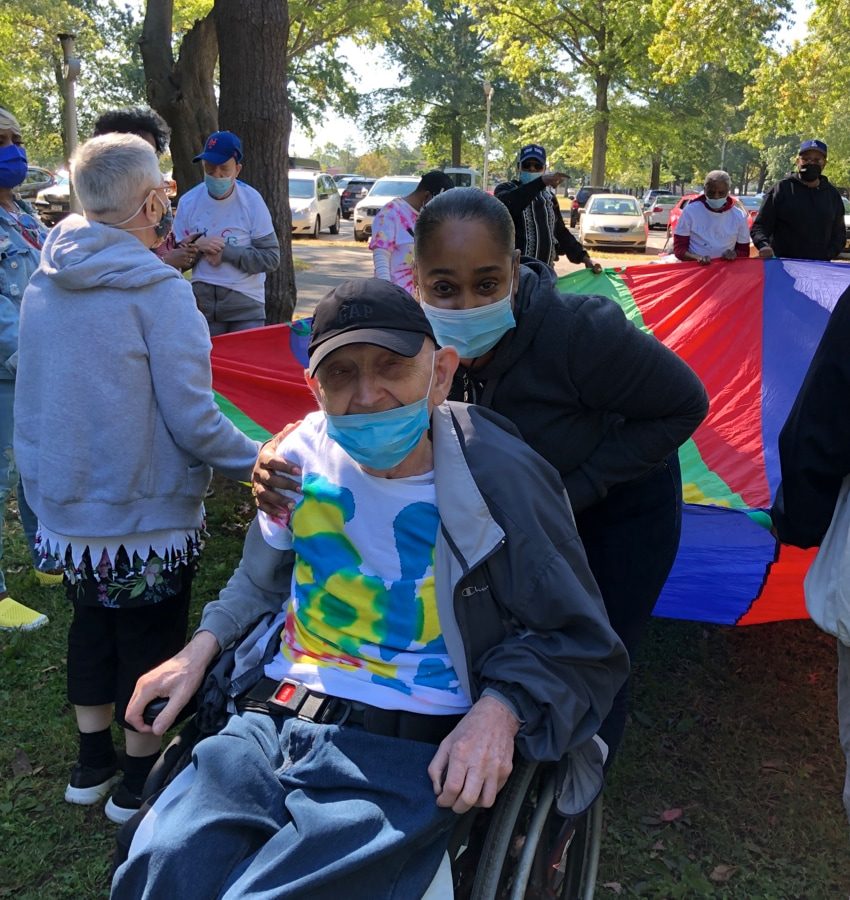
[{"xmin": 14, "ymin": 134, "xmax": 259, "ymax": 824}]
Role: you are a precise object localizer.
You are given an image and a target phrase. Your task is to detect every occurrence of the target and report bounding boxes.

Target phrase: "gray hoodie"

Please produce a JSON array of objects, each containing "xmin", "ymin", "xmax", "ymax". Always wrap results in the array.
[{"xmin": 14, "ymin": 214, "xmax": 258, "ymax": 537}]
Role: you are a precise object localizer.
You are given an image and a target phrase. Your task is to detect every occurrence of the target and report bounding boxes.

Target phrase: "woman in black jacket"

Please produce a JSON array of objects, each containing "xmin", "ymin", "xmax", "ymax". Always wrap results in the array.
[{"xmin": 255, "ymin": 189, "xmax": 708, "ymax": 760}]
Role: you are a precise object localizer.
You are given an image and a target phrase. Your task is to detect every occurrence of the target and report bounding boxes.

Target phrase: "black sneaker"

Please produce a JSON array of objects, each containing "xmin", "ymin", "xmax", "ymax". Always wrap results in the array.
[
  {"xmin": 64, "ymin": 761, "xmax": 121, "ymax": 805},
  {"xmin": 105, "ymin": 781, "xmax": 143, "ymax": 824}
]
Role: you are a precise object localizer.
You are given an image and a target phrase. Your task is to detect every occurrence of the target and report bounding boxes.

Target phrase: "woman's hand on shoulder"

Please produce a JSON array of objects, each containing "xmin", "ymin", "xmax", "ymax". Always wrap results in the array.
[{"xmin": 252, "ymin": 422, "xmax": 302, "ymax": 517}]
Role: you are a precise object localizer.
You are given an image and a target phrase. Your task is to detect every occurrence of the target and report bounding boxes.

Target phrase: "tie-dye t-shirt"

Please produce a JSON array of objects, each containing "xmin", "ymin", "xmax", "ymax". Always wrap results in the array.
[
  {"xmin": 367, "ymin": 198, "xmax": 418, "ymax": 295},
  {"xmin": 260, "ymin": 412, "xmax": 471, "ymax": 715}
]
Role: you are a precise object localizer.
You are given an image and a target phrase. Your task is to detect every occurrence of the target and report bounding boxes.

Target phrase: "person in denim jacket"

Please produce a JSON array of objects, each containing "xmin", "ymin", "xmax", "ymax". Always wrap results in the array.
[{"xmin": 0, "ymin": 107, "xmax": 61, "ymax": 632}]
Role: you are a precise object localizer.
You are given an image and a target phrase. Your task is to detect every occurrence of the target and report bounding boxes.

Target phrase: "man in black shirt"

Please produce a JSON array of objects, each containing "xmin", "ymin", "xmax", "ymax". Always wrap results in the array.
[
  {"xmin": 495, "ymin": 143, "xmax": 601, "ymax": 272},
  {"xmin": 751, "ymin": 139, "xmax": 845, "ymax": 260}
]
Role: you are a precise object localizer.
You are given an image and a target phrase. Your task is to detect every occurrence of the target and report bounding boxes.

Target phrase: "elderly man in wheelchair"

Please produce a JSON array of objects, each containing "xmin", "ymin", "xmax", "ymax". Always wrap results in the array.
[{"xmin": 111, "ymin": 279, "xmax": 629, "ymax": 900}]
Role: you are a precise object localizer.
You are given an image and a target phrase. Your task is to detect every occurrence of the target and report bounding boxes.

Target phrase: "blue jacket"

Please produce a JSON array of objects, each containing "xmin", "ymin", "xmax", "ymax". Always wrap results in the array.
[{"xmin": 0, "ymin": 201, "xmax": 46, "ymax": 380}]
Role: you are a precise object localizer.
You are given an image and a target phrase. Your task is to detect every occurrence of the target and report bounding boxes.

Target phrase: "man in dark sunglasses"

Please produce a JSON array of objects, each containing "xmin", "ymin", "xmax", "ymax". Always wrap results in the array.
[{"xmin": 495, "ymin": 143, "xmax": 601, "ymax": 273}]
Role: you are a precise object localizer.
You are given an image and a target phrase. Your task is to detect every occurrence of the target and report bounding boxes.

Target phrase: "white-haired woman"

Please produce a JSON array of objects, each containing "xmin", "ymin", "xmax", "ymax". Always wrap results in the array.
[{"xmin": 14, "ymin": 133, "xmax": 259, "ymax": 823}]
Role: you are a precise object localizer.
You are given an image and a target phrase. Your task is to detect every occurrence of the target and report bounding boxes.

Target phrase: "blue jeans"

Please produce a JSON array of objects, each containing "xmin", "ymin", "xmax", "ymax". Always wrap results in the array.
[
  {"xmin": 838, "ymin": 641, "xmax": 850, "ymax": 826},
  {"xmin": 0, "ymin": 378, "xmax": 42, "ymax": 593},
  {"xmin": 112, "ymin": 712, "xmax": 457, "ymax": 899},
  {"xmin": 575, "ymin": 453, "xmax": 683, "ymax": 761}
]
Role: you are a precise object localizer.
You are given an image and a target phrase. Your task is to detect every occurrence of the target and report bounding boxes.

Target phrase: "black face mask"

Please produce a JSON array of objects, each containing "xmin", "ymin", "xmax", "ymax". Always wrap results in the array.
[{"xmin": 799, "ymin": 163, "xmax": 822, "ymax": 182}]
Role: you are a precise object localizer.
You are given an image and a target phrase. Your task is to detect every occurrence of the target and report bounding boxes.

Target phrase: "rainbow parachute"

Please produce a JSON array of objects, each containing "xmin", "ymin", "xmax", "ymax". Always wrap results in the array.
[{"xmin": 210, "ymin": 258, "xmax": 849, "ymax": 626}]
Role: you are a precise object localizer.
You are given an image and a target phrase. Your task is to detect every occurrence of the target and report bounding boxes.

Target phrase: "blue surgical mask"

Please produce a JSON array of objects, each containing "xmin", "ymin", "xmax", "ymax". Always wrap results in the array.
[
  {"xmin": 325, "ymin": 355, "xmax": 435, "ymax": 471},
  {"xmin": 705, "ymin": 195, "xmax": 727, "ymax": 210},
  {"xmin": 422, "ymin": 290, "xmax": 516, "ymax": 359},
  {"xmin": 0, "ymin": 144, "xmax": 28, "ymax": 189},
  {"xmin": 205, "ymin": 174, "xmax": 235, "ymax": 199},
  {"xmin": 519, "ymin": 170, "xmax": 542, "ymax": 185}
]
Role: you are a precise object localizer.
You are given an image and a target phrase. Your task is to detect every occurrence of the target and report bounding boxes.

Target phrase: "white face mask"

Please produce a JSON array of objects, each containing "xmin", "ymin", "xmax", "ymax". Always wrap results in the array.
[{"xmin": 704, "ymin": 195, "xmax": 728, "ymax": 210}]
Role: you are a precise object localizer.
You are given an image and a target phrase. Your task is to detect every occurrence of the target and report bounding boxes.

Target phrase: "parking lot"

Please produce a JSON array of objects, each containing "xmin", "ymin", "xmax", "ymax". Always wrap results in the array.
[{"xmin": 292, "ymin": 216, "xmax": 671, "ymax": 316}]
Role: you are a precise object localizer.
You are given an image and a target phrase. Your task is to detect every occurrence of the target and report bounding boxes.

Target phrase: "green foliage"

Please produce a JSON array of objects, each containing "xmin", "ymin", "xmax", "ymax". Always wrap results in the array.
[
  {"xmin": 0, "ymin": 0, "xmax": 145, "ymax": 167},
  {"xmin": 744, "ymin": 0, "xmax": 850, "ymax": 184},
  {"xmin": 648, "ymin": 0, "xmax": 791, "ymax": 82},
  {"xmin": 361, "ymin": 0, "xmax": 527, "ymax": 166}
]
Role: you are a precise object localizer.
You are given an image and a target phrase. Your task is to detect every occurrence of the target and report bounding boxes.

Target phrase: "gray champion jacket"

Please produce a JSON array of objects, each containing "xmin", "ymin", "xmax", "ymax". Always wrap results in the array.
[{"xmin": 197, "ymin": 401, "xmax": 629, "ymax": 810}]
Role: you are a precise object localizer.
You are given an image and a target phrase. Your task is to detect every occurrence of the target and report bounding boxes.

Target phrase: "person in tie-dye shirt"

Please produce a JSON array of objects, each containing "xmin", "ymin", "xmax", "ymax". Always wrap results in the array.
[
  {"xmin": 118, "ymin": 279, "xmax": 627, "ymax": 900},
  {"xmin": 369, "ymin": 170, "xmax": 454, "ymax": 294}
]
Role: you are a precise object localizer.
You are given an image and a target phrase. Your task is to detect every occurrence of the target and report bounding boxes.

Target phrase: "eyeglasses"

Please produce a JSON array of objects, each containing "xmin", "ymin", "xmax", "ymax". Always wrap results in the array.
[{"xmin": 521, "ymin": 160, "xmax": 544, "ymax": 172}]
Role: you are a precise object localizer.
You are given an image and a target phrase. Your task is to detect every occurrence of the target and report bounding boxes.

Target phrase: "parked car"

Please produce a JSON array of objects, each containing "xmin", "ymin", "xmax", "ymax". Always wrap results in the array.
[
  {"xmin": 353, "ymin": 175, "xmax": 419, "ymax": 242},
  {"xmin": 333, "ymin": 172, "xmax": 362, "ymax": 185},
  {"xmin": 340, "ymin": 177, "xmax": 376, "ymax": 219},
  {"xmin": 645, "ymin": 194, "xmax": 678, "ymax": 229},
  {"xmin": 569, "ymin": 185, "xmax": 607, "ymax": 228},
  {"xmin": 289, "ymin": 170, "xmax": 341, "ymax": 238},
  {"xmin": 736, "ymin": 194, "xmax": 762, "ymax": 230},
  {"xmin": 18, "ymin": 166, "xmax": 55, "ymax": 201},
  {"xmin": 579, "ymin": 193, "xmax": 648, "ymax": 251},
  {"xmin": 33, "ymin": 170, "xmax": 71, "ymax": 226},
  {"xmin": 666, "ymin": 193, "xmax": 700, "ymax": 238},
  {"xmin": 641, "ymin": 188, "xmax": 674, "ymax": 210}
]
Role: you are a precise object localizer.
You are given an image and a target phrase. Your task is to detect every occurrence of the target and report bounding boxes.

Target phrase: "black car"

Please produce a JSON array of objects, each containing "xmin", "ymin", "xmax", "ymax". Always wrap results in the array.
[
  {"xmin": 340, "ymin": 178, "xmax": 376, "ymax": 219},
  {"xmin": 569, "ymin": 186, "xmax": 607, "ymax": 228}
]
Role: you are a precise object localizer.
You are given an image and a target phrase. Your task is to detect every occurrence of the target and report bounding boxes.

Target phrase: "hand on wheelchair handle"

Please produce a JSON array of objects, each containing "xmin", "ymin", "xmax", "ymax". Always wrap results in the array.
[
  {"xmin": 428, "ymin": 694, "xmax": 520, "ymax": 814},
  {"xmin": 125, "ymin": 631, "xmax": 220, "ymax": 736},
  {"xmin": 142, "ymin": 697, "xmax": 170, "ymax": 727}
]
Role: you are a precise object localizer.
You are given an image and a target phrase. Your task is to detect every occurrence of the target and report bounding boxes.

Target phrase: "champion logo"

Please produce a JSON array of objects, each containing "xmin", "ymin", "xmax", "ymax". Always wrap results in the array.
[{"xmin": 461, "ymin": 584, "xmax": 490, "ymax": 598}]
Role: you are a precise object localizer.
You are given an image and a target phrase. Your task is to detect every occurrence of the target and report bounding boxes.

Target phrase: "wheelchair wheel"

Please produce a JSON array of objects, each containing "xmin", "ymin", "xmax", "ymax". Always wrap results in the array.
[{"xmin": 470, "ymin": 759, "xmax": 601, "ymax": 900}]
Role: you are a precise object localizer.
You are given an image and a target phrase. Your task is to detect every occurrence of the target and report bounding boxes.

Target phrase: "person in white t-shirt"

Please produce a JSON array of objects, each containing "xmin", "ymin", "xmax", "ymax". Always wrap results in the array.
[
  {"xmin": 673, "ymin": 170, "xmax": 751, "ymax": 264},
  {"xmin": 173, "ymin": 131, "xmax": 280, "ymax": 335}
]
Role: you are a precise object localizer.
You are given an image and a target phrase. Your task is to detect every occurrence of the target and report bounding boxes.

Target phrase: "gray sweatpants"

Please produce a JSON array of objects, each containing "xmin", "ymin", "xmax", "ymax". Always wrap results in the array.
[
  {"xmin": 192, "ymin": 282, "xmax": 265, "ymax": 336},
  {"xmin": 838, "ymin": 640, "xmax": 850, "ymax": 825}
]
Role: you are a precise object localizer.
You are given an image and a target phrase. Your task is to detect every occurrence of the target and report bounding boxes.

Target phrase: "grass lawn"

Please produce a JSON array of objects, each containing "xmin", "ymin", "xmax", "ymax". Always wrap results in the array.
[{"xmin": 2, "ymin": 477, "xmax": 848, "ymax": 898}]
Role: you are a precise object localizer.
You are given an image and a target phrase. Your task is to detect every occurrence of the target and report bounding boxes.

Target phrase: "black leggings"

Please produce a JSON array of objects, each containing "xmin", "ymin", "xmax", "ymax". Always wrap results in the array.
[{"xmin": 575, "ymin": 453, "xmax": 683, "ymax": 761}]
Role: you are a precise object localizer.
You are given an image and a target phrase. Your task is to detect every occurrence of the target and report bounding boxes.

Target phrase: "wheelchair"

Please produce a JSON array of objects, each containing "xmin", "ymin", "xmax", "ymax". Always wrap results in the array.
[{"xmin": 115, "ymin": 702, "xmax": 603, "ymax": 900}]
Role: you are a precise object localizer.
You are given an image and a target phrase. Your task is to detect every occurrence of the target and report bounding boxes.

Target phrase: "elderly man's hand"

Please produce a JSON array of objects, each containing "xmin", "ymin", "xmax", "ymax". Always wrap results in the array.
[
  {"xmin": 428, "ymin": 694, "xmax": 520, "ymax": 813},
  {"xmin": 758, "ymin": 245, "xmax": 775, "ymax": 259},
  {"xmin": 722, "ymin": 249, "xmax": 737, "ymax": 261},
  {"xmin": 252, "ymin": 423, "xmax": 302, "ymax": 517},
  {"xmin": 125, "ymin": 631, "xmax": 220, "ymax": 736}
]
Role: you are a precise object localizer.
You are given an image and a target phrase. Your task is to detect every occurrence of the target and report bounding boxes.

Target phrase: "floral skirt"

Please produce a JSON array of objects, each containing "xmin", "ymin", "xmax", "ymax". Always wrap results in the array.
[{"xmin": 62, "ymin": 537, "xmax": 202, "ymax": 609}]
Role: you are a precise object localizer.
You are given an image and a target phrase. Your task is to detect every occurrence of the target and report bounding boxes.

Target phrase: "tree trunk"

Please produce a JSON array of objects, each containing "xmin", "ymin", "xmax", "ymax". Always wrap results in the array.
[
  {"xmin": 590, "ymin": 73, "xmax": 610, "ymax": 186},
  {"xmin": 140, "ymin": 0, "xmax": 219, "ymax": 195},
  {"xmin": 649, "ymin": 152, "xmax": 662, "ymax": 190},
  {"xmin": 756, "ymin": 160, "xmax": 768, "ymax": 193},
  {"xmin": 451, "ymin": 118, "xmax": 462, "ymax": 167},
  {"xmin": 215, "ymin": 0, "xmax": 296, "ymax": 323}
]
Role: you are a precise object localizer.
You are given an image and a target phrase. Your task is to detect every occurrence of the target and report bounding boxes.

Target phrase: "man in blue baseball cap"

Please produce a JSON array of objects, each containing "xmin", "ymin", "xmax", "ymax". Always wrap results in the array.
[
  {"xmin": 173, "ymin": 130, "xmax": 280, "ymax": 334},
  {"xmin": 494, "ymin": 143, "xmax": 601, "ymax": 273},
  {"xmin": 751, "ymin": 138, "xmax": 845, "ymax": 261}
]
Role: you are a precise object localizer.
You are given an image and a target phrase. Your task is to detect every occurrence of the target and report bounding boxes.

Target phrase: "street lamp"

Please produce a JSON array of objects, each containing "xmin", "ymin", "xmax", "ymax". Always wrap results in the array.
[
  {"xmin": 58, "ymin": 33, "xmax": 82, "ymax": 213},
  {"xmin": 482, "ymin": 80, "xmax": 494, "ymax": 189}
]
